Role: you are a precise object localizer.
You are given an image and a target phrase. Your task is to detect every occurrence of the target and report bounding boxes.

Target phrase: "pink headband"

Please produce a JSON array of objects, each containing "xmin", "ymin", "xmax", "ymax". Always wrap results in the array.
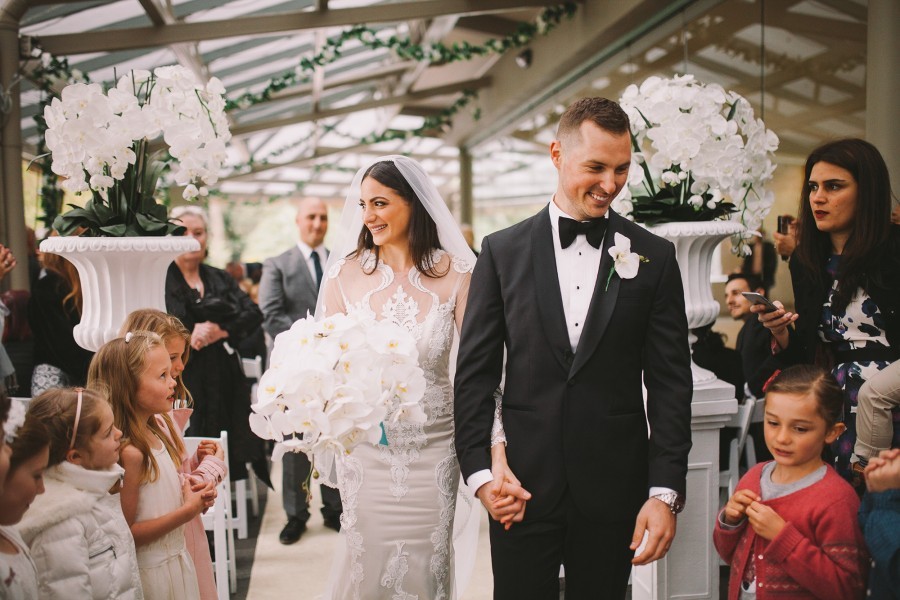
[{"xmin": 70, "ymin": 388, "xmax": 84, "ymax": 449}]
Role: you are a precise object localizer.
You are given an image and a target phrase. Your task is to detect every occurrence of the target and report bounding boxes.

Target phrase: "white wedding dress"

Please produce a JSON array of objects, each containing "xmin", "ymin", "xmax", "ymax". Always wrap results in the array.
[{"xmin": 320, "ymin": 248, "xmax": 479, "ymax": 600}]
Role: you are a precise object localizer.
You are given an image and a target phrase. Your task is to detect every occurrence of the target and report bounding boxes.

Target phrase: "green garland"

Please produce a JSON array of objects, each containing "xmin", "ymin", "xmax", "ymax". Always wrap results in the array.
[
  {"xmin": 26, "ymin": 2, "xmax": 578, "ymax": 212},
  {"xmin": 227, "ymin": 3, "xmax": 577, "ymax": 111}
]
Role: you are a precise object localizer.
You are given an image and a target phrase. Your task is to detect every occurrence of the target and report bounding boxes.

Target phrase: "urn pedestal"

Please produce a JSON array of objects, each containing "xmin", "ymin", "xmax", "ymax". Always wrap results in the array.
[
  {"xmin": 39, "ymin": 236, "xmax": 199, "ymax": 352},
  {"xmin": 632, "ymin": 220, "xmax": 743, "ymax": 600}
]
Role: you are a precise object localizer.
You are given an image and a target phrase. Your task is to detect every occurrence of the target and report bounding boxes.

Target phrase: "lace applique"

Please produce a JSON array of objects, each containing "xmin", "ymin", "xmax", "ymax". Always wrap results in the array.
[
  {"xmin": 382, "ymin": 286, "xmax": 420, "ymax": 332},
  {"xmin": 379, "ymin": 421, "xmax": 426, "ymax": 499},
  {"xmin": 337, "ymin": 456, "xmax": 366, "ymax": 599},
  {"xmin": 380, "ymin": 541, "xmax": 418, "ymax": 600},
  {"xmin": 430, "ymin": 454, "xmax": 459, "ymax": 600},
  {"xmin": 451, "ymin": 253, "xmax": 474, "ymax": 274},
  {"xmin": 491, "ymin": 387, "xmax": 507, "ymax": 447}
]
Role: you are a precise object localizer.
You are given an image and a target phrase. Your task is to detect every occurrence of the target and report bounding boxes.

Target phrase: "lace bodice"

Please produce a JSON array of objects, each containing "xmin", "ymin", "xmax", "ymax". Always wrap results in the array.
[{"xmin": 322, "ymin": 249, "xmax": 473, "ymax": 419}]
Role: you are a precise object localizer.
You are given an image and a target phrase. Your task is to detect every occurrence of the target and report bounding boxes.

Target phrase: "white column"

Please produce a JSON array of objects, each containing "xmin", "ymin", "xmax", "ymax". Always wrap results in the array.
[
  {"xmin": 865, "ymin": 0, "xmax": 900, "ymax": 186},
  {"xmin": 632, "ymin": 379, "xmax": 737, "ymax": 599}
]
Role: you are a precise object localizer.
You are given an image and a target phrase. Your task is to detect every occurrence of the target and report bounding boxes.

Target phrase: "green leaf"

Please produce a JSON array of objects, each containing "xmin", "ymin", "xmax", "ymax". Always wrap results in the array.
[{"xmin": 99, "ymin": 223, "xmax": 127, "ymax": 236}]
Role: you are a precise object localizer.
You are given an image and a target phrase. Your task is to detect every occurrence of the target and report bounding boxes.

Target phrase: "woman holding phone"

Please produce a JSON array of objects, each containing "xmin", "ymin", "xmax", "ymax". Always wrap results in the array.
[{"xmin": 756, "ymin": 138, "xmax": 900, "ymax": 486}]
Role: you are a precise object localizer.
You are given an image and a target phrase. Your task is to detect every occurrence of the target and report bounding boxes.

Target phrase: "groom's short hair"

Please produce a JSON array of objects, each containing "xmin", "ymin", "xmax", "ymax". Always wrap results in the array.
[{"xmin": 557, "ymin": 97, "xmax": 630, "ymax": 142}]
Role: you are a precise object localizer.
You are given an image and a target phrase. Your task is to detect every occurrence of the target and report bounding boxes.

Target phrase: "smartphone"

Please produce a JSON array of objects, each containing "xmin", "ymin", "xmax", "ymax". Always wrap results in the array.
[
  {"xmin": 741, "ymin": 292, "xmax": 779, "ymax": 312},
  {"xmin": 777, "ymin": 215, "xmax": 793, "ymax": 235}
]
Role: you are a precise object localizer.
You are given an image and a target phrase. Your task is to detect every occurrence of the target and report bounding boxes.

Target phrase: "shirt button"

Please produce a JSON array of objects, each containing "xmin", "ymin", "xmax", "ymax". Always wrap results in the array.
[
  {"xmin": 575, "ymin": 323, "xmax": 579, "ymax": 327},
  {"xmin": 576, "ymin": 286, "xmax": 580, "ymax": 290},
  {"xmin": 757, "ymin": 554, "xmax": 763, "ymax": 560},
  {"xmin": 568, "ymin": 379, "xmax": 576, "ymax": 387}
]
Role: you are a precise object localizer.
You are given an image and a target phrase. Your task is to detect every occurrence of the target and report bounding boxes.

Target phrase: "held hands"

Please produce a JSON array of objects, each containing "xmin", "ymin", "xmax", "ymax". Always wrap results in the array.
[
  {"xmin": 750, "ymin": 300, "xmax": 797, "ymax": 351},
  {"xmin": 182, "ymin": 477, "xmax": 216, "ymax": 517},
  {"xmin": 745, "ymin": 501, "xmax": 785, "ymax": 541},
  {"xmin": 0, "ymin": 244, "xmax": 17, "ymax": 280},
  {"xmin": 476, "ymin": 444, "xmax": 531, "ymax": 530},
  {"xmin": 197, "ymin": 440, "xmax": 224, "ymax": 461},
  {"xmin": 723, "ymin": 489, "xmax": 785, "ymax": 541},
  {"xmin": 723, "ymin": 489, "xmax": 758, "ymax": 525},
  {"xmin": 630, "ymin": 498, "xmax": 676, "ymax": 565},
  {"xmin": 864, "ymin": 448, "xmax": 900, "ymax": 493},
  {"xmin": 191, "ymin": 321, "xmax": 228, "ymax": 351}
]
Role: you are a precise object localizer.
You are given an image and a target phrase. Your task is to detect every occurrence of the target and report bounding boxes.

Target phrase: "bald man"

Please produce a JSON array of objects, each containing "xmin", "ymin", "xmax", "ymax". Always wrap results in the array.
[{"xmin": 259, "ymin": 197, "xmax": 343, "ymax": 543}]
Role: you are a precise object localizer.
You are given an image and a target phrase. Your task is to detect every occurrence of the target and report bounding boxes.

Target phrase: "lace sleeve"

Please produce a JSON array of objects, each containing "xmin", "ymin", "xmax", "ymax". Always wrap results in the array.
[{"xmin": 490, "ymin": 387, "xmax": 506, "ymax": 447}]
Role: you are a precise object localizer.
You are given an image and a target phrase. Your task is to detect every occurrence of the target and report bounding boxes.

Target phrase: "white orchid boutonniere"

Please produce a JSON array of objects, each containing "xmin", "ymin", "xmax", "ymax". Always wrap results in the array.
[{"xmin": 606, "ymin": 233, "xmax": 649, "ymax": 291}]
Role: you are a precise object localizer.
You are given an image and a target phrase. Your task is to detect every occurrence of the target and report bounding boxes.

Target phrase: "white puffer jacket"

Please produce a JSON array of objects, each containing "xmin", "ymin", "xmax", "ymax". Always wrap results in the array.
[{"xmin": 17, "ymin": 462, "xmax": 143, "ymax": 600}]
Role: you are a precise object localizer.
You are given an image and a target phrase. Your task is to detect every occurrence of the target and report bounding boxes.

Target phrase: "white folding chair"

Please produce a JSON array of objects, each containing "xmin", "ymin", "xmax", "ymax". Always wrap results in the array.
[
  {"xmin": 719, "ymin": 394, "xmax": 766, "ymax": 498},
  {"xmin": 184, "ymin": 431, "xmax": 237, "ymax": 598},
  {"xmin": 236, "ymin": 355, "xmax": 264, "ymax": 525}
]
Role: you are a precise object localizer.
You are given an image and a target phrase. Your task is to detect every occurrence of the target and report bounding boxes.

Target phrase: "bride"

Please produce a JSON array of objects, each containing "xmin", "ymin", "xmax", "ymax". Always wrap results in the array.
[{"xmin": 316, "ymin": 156, "xmax": 517, "ymax": 599}]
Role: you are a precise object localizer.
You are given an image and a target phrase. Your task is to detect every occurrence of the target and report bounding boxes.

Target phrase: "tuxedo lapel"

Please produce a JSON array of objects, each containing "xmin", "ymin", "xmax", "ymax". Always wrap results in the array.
[
  {"xmin": 570, "ymin": 211, "xmax": 622, "ymax": 377},
  {"xmin": 531, "ymin": 206, "xmax": 572, "ymax": 372}
]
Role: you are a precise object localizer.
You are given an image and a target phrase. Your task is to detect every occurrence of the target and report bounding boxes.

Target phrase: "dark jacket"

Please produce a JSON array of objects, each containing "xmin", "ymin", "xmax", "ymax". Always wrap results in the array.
[
  {"xmin": 778, "ymin": 226, "xmax": 900, "ymax": 368},
  {"xmin": 28, "ymin": 269, "xmax": 93, "ymax": 385},
  {"xmin": 166, "ymin": 263, "xmax": 264, "ymax": 478},
  {"xmin": 454, "ymin": 207, "xmax": 693, "ymax": 521}
]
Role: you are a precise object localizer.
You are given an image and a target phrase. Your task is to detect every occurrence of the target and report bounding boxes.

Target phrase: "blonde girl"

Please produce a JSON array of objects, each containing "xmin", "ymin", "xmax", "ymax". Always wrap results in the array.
[
  {"xmin": 119, "ymin": 309, "xmax": 226, "ymax": 600},
  {"xmin": 87, "ymin": 332, "xmax": 215, "ymax": 600},
  {"xmin": 0, "ymin": 400, "xmax": 50, "ymax": 599},
  {"xmin": 18, "ymin": 387, "xmax": 143, "ymax": 599},
  {"xmin": 714, "ymin": 364, "xmax": 869, "ymax": 599}
]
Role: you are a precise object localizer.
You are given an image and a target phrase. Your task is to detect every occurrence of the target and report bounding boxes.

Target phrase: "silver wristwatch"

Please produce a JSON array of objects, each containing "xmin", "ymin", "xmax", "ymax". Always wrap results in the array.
[{"xmin": 650, "ymin": 492, "xmax": 685, "ymax": 515}]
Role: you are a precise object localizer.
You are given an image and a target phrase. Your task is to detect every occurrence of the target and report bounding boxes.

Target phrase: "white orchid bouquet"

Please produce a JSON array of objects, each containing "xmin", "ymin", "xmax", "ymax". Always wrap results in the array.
[
  {"xmin": 615, "ymin": 74, "xmax": 779, "ymax": 255},
  {"xmin": 43, "ymin": 65, "xmax": 231, "ymax": 236},
  {"xmin": 249, "ymin": 311, "xmax": 427, "ymax": 481}
]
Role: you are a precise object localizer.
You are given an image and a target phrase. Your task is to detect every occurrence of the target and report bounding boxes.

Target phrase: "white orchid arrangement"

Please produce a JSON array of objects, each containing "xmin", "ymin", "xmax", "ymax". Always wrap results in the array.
[
  {"xmin": 43, "ymin": 65, "xmax": 231, "ymax": 236},
  {"xmin": 615, "ymin": 74, "xmax": 779, "ymax": 255},
  {"xmin": 249, "ymin": 311, "xmax": 427, "ymax": 484},
  {"xmin": 606, "ymin": 233, "xmax": 648, "ymax": 290}
]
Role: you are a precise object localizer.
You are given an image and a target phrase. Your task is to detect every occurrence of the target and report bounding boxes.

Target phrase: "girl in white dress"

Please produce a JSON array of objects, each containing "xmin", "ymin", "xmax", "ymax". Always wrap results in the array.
[
  {"xmin": 316, "ymin": 156, "xmax": 515, "ymax": 600},
  {"xmin": 18, "ymin": 387, "xmax": 143, "ymax": 599},
  {"xmin": 0, "ymin": 393, "xmax": 49, "ymax": 600},
  {"xmin": 88, "ymin": 332, "xmax": 216, "ymax": 599}
]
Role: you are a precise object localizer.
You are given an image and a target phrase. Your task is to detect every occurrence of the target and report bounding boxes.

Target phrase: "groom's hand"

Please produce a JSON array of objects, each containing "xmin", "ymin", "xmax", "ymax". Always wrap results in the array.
[
  {"xmin": 630, "ymin": 498, "xmax": 676, "ymax": 565},
  {"xmin": 475, "ymin": 479, "xmax": 531, "ymax": 527}
]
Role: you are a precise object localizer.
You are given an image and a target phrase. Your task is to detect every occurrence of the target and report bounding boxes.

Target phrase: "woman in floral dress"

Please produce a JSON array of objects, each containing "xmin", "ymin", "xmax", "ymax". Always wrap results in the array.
[{"xmin": 758, "ymin": 138, "xmax": 900, "ymax": 483}]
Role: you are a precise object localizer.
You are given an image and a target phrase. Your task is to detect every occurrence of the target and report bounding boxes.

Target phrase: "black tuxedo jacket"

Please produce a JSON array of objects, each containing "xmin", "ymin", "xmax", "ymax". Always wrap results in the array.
[{"xmin": 454, "ymin": 207, "xmax": 693, "ymax": 522}]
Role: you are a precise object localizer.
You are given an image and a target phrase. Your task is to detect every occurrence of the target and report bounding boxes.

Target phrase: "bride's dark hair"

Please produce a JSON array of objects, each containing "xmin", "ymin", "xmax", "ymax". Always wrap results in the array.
[{"xmin": 352, "ymin": 160, "xmax": 448, "ymax": 278}]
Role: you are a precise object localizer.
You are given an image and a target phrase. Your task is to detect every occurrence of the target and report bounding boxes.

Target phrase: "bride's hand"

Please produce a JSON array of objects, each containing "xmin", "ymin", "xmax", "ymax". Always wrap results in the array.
[{"xmin": 490, "ymin": 443, "xmax": 530, "ymax": 530}]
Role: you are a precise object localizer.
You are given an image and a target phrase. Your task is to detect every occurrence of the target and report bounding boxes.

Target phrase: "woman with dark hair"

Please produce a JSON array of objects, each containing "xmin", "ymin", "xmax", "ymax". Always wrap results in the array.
[
  {"xmin": 315, "ymin": 156, "xmax": 505, "ymax": 599},
  {"xmin": 757, "ymin": 138, "xmax": 900, "ymax": 483},
  {"xmin": 28, "ymin": 247, "xmax": 93, "ymax": 396},
  {"xmin": 165, "ymin": 205, "xmax": 266, "ymax": 483}
]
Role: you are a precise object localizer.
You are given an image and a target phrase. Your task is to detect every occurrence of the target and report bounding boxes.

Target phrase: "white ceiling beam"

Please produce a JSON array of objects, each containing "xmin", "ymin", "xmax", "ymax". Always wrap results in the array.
[
  {"xmin": 445, "ymin": 0, "xmax": 715, "ymax": 147},
  {"xmin": 230, "ymin": 76, "xmax": 490, "ymax": 137},
  {"xmin": 256, "ymin": 60, "xmax": 417, "ymax": 106},
  {"xmin": 35, "ymin": 0, "xmax": 560, "ymax": 55}
]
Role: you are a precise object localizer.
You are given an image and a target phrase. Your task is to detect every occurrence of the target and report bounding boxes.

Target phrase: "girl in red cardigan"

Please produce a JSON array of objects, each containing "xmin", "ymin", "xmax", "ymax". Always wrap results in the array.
[{"xmin": 714, "ymin": 364, "xmax": 869, "ymax": 599}]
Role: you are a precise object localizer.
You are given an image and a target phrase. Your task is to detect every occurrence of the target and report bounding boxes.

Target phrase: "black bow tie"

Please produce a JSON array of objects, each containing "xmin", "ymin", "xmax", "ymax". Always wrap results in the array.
[{"xmin": 558, "ymin": 216, "xmax": 607, "ymax": 249}]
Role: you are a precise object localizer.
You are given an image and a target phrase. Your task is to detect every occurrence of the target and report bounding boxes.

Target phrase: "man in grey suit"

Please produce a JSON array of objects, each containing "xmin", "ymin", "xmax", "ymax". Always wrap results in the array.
[{"xmin": 259, "ymin": 197, "xmax": 343, "ymax": 544}]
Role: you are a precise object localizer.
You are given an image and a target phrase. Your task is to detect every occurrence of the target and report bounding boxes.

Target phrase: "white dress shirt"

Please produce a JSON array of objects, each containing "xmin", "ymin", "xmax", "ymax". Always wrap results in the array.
[{"xmin": 297, "ymin": 241, "xmax": 326, "ymax": 285}]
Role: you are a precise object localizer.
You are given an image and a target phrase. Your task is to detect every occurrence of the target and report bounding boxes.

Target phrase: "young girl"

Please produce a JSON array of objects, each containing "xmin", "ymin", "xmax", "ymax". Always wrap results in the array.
[
  {"xmin": 0, "ymin": 397, "xmax": 49, "ymax": 599},
  {"xmin": 87, "ymin": 332, "xmax": 217, "ymax": 599},
  {"xmin": 17, "ymin": 387, "xmax": 143, "ymax": 599},
  {"xmin": 714, "ymin": 364, "xmax": 869, "ymax": 599},
  {"xmin": 120, "ymin": 309, "xmax": 226, "ymax": 600}
]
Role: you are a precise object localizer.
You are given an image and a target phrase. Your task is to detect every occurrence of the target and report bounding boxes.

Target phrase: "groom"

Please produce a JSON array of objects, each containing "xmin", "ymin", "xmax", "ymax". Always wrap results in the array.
[{"xmin": 454, "ymin": 97, "xmax": 692, "ymax": 599}]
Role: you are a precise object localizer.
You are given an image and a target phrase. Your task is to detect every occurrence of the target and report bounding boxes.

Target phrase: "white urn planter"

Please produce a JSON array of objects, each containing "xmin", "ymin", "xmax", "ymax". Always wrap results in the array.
[
  {"xmin": 39, "ymin": 236, "xmax": 200, "ymax": 352},
  {"xmin": 647, "ymin": 220, "xmax": 745, "ymax": 386}
]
